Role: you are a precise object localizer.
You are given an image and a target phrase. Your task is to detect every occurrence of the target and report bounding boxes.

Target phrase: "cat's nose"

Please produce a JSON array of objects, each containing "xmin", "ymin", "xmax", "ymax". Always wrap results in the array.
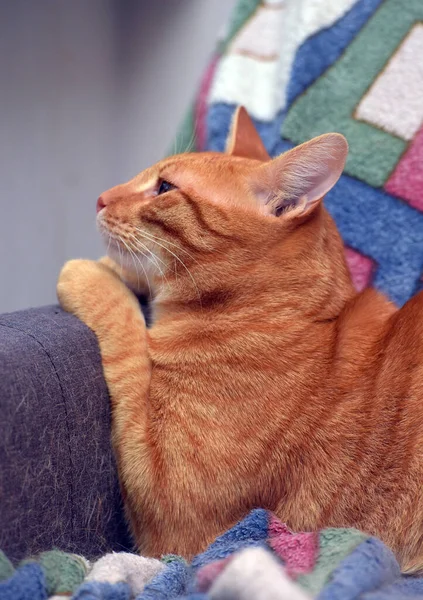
[{"xmin": 96, "ymin": 195, "xmax": 106, "ymax": 213}]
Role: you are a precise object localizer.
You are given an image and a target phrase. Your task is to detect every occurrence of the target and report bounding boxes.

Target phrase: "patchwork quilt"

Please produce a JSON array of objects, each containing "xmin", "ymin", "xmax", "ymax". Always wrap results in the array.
[
  {"xmin": 179, "ymin": 0, "xmax": 423, "ymax": 307},
  {"xmin": 3, "ymin": 510, "xmax": 423, "ymax": 599}
]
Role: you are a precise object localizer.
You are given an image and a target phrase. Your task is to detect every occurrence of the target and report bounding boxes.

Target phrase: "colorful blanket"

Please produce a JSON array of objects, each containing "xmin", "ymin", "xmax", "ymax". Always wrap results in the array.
[
  {"xmin": 179, "ymin": 0, "xmax": 423, "ymax": 308},
  {"xmin": 3, "ymin": 509, "xmax": 423, "ymax": 599}
]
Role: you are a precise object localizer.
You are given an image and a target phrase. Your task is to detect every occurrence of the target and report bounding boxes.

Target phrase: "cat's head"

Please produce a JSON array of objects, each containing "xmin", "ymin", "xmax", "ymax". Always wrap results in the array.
[{"xmin": 96, "ymin": 107, "xmax": 349, "ymax": 303}]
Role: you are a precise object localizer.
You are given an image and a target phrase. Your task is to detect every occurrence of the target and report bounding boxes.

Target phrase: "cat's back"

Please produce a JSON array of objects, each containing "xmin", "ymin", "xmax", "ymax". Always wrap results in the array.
[{"xmin": 335, "ymin": 288, "xmax": 423, "ymax": 414}]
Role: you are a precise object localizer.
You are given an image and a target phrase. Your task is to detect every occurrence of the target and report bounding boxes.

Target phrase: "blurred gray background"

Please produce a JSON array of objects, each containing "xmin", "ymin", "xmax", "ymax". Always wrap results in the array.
[{"xmin": 0, "ymin": 0, "xmax": 237, "ymax": 312}]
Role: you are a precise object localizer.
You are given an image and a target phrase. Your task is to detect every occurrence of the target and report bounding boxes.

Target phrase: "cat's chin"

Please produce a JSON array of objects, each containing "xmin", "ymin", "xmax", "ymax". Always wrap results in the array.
[
  {"xmin": 107, "ymin": 243, "xmax": 138, "ymax": 274},
  {"xmin": 106, "ymin": 242, "xmax": 156, "ymax": 296}
]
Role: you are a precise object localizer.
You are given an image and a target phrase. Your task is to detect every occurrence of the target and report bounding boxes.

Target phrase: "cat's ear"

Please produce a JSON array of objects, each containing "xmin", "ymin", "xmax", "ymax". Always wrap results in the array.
[
  {"xmin": 250, "ymin": 133, "xmax": 348, "ymax": 217},
  {"xmin": 226, "ymin": 106, "xmax": 270, "ymax": 161}
]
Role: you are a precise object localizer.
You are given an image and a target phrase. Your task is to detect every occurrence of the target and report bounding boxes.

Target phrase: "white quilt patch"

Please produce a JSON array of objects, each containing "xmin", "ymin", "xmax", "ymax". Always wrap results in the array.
[{"xmin": 209, "ymin": 0, "xmax": 358, "ymax": 121}]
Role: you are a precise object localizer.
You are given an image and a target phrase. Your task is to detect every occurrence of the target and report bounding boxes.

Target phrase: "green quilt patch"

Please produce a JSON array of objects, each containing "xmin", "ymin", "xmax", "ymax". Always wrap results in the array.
[
  {"xmin": 283, "ymin": 0, "xmax": 423, "ymax": 187},
  {"xmin": 298, "ymin": 528, "xmax": 368, "ymax": 595}
]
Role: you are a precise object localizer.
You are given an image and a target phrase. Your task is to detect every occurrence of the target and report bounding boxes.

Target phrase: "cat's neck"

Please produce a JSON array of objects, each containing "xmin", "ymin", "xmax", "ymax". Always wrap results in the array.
[{"xmin": 151, "ymin": 208, "xmax": 356, "ymax": 326}]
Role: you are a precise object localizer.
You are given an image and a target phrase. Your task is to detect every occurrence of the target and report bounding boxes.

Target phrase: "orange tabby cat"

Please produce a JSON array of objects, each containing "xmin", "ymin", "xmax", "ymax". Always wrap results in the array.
[{"xmin": 58, "ymin": 107, "xmax": 423, "ymax": 572}]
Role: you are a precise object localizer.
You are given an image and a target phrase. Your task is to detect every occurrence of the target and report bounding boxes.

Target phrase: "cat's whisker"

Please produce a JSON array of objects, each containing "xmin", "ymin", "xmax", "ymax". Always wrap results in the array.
[
  {"xmin": 99, "ymin": 218, "xmax": 111, "ymax": 255},
  {"xmin": 187, "ymin": 106, "xmax": 202, "ymax": 153},
  {"xmin": 116, "ymin": 235, "xmax": 124, "ymax": 280},
  {"xmin": 102, "ymin": 224, "xmax": 200, "ymax": 302},
  {"xmin": 173, "ymin": 131, "xmax": 183, "ymax": 156},
  {"xmin": 136, "ymin": 224, "xmax": 225, "ymax": 258},
  {"xmin": 118, "ymin": 235, "xmax": 141, "ymax": 292},
  {"xmin": 125, "ymin": 231, "xmax": 171, "ymax": 289},
  {"xmin": 132, "ymin": 243, "xmax": 169, "ymax": 288},
  {"xmin": 134, "ymin": 228, "xmax": 202, "ymax": 308},
  {"xmin": 118, "ymin": 234, "xmax": 152, "ymax": 299},
  {"xmin": 183, "ymin": 122, "xmax": 197, "ymax": 154},
  {"xmin": 127, "ymin": 246, "xmax": 142, "ymax": 292},
  {"xmin": 133, "ymin": 226, "xmax": 200, "ymax": 264},
  {"xmin": 106, "ymin": 232, "xmax": 111, "ymax": 259},
  {"xmin": 109, "ymin": 229, "xmax": 143, "ymax": 290},
  {"xmin": 126, "ymin": 232, "xmax": 167, "ymax": 271}
]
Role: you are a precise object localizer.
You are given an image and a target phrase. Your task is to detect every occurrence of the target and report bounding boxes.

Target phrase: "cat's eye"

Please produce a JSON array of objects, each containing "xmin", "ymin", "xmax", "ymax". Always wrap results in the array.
[{"xmin": 157, "ymin": 180, "xmax": 176, "ymax": 195}]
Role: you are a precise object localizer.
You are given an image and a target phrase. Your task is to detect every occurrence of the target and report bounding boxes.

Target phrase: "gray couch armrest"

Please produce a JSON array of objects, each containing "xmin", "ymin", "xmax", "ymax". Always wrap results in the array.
[{"xmin": 0, "ymin": 305, "xmax": 132, "ymax": 561}]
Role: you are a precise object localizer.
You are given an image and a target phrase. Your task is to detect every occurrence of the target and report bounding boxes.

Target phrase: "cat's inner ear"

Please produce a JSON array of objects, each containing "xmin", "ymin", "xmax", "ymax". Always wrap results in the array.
[
  {"xmin": 225, "ymin": 106, "xmax": 270, "ymax": 162},
  {"xmin": 249, "ymin": 133, "xmax": 348, "ymax": 217}
]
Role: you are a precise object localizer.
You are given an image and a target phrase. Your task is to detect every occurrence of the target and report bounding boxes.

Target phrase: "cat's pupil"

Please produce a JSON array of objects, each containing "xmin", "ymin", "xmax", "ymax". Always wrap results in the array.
[{"xmin": 158, "ymin": 180, "xmax": 175, "ymax": 195}]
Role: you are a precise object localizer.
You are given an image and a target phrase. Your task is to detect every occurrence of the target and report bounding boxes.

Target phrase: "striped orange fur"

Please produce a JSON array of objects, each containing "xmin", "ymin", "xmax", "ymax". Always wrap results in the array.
[{"xmin": 58, "ymin": 107, "xmax": 423, "ymax": 572}]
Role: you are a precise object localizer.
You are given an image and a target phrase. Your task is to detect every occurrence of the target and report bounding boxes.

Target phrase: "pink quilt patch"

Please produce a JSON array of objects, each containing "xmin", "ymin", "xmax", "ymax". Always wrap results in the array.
[
  {"xmin": 344, "ymin": 247, "xmax": 375, "ymax": 292},
  {"xmin": 196, "ymin": 555, "xmax": 233, "ymax": 593},
  {"xmin": 385, "ymin": 125, "xmax": 423, "ymax": 211},
  {"xmin": 268, "ymin": 514, "xmax": 318, "ymax": 577}
]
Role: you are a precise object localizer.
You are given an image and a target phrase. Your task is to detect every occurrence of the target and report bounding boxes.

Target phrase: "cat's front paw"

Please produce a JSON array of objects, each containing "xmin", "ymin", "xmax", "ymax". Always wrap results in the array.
[
  {"xmin": 57, "ymin": 259, "xmax": 120, "ymax": 322},
  {"xmin": 98, "ymin": 255, "xmax": 121, "ymax": 274}
]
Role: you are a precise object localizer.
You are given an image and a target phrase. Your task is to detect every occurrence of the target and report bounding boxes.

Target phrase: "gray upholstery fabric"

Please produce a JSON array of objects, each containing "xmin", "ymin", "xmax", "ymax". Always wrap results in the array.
[{"xmin": 0, "ymin": 305, "xmax": 133, "ymax": 561}]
